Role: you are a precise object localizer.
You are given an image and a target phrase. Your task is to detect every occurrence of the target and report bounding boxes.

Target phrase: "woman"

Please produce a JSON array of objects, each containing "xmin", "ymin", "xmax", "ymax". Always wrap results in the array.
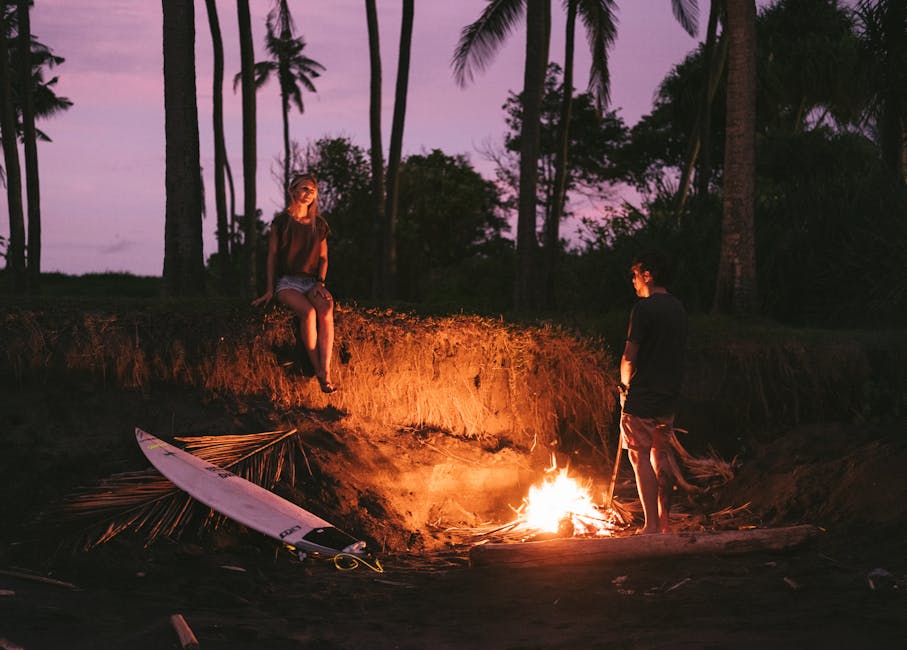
[{"xmin": 253, "ymin": 173, "xmax": 337, "ymax": 393}]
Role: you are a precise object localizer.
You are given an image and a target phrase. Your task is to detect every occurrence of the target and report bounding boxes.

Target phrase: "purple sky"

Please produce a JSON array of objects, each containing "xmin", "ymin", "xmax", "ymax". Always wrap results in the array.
[{"xmin": 3, "ymin": 1, "xmax": 701, "ymax": 276}]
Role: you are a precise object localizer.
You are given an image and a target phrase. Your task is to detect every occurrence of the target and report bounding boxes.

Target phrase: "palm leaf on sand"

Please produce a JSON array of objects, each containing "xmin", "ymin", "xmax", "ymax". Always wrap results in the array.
[{"xmin": 58, "ymin": 428, "xmax": 306, "ymax": 549}]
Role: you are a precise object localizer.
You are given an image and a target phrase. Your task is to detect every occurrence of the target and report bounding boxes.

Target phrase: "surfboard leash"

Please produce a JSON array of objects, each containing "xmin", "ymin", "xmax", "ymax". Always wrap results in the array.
[{"xmin": 332, "ymin": 553, "xmax": 385, "ymax": 573}]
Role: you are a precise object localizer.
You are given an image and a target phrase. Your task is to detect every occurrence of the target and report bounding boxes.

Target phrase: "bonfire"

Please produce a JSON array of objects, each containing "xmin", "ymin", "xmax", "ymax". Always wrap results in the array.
[{"xmin": 469, "ymin": 455, "xmax": 625, "ymax": 543}]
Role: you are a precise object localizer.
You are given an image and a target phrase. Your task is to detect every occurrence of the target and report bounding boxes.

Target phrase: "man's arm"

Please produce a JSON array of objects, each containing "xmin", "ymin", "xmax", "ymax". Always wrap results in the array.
[
  {"xmin": 619, "ymin": 340, "xmax": 639, "ymax": 408},
  {"xmin": 620, "ymin": 340, "xmax": 639, "ymax": 389}
]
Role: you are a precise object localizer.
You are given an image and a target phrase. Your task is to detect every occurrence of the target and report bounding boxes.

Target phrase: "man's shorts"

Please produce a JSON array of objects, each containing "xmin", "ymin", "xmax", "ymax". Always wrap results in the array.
[{"xmin": 620, "ymin": 412, "xmax": 675, "ymax": 451}]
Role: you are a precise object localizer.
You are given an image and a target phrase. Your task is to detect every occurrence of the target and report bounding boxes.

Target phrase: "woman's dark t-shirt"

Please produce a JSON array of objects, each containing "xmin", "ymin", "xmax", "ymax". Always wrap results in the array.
[{"xmin": 272, "ymin": 212, "xmax": 330, "ymax": 278}]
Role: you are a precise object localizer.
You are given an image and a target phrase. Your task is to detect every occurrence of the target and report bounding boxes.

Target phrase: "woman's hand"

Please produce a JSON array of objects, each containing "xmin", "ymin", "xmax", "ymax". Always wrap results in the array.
[
  {"xmin": 251, "ymin": 291, "xmax": 273, "ymax": 308},
  {"xmin": 310, "ymin": 281, "xmax": 329, "ymax": 301}
]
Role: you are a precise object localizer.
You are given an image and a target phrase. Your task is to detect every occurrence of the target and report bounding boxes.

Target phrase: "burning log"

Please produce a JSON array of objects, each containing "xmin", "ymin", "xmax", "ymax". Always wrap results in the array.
[{"xmin": 469, "ymin": 524, "xmax": 821, "ymax": 568}]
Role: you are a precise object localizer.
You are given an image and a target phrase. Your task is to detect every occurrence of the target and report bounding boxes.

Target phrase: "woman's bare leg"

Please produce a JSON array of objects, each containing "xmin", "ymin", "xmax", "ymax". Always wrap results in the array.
[
  {"xmin": 276, "ymin": 289, "xmax": 321, "ymax": 378},
  {"xmin": 308, "ymin": 288, "xmax": 335, "ymax": 385}
]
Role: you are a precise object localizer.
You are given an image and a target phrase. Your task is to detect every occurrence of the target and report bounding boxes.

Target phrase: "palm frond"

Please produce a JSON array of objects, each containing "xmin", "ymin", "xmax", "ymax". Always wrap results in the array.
[
  {"xmin": 668, "ymin": 429, "xmax": 737, "ymax": 489},
  {"xmin": 252, "ymin": 61, "xmax": 277, "ymax": 89},
  {"xmin": 575, "ymin": 0, "xmax": 618, "ymax": 111},
  {"xmin": 57, "ymin": 428, "xmax": 303, "ymax": 549},
  {"xmin": 261, "ymin": 15, "xmax": 323, "ymax": 109},
  {"xmin": 671, "ymin": 0, "xmax": 699, "ymax": 37},
  {"xmin": 271, "ymin": 0, "xmax": 296, "ymax": 39},
  {"xmin": 452, "ymin": 0, "xmax": 526, "ymax": 87},
  {"xmin": 288, "ymin": 85, "xmax": 305, "ymax": 114}
]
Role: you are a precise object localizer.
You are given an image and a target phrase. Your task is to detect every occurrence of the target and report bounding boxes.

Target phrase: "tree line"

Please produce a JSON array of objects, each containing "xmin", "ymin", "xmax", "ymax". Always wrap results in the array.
[{"xmin": 3, "ymin": 1, "xmax": 905, "ymax": 328}]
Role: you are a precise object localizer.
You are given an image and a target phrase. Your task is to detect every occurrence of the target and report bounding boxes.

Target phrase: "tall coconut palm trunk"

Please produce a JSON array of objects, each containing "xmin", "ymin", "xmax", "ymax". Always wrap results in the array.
[
  {"xmin": 204, "ymin": 0, "xmax": 230, "ymax": 290},
  {"xmin": 452, "ymin": 0, "xmax": 617, "ymax": 312},
  {"xmin": 365, "ymin": 0, "xmax": 385, "ymax": 299},
  {"xmin": 514, "ymin": 0, "xmax": 550, "ymax": 311},
  {"xmin": 675, "ymin": 0, "xmax": 726, "ymax": 218},
  {"xmin": 280, "ymin": 88, "xmax": 291, "ymax": 201},
  {"xmin": 714, "ymin": 0, "xmax": 758, "ymax": 314},
  {"xmin": 383, "ymin": 0, "xmax": 414, "ymax": 300},
  {"xmin": 543, "ymin": 0, "xmax": 575, "ymax": 310},
  {"xmin": 695, "ymin": 0, "xmax": 725, "ymax": 200},
  {"xmin": 237, "ymin": 0, "xmax": 257, "ymax": 295},
  {"xmin": 276, "ymin": 0, "xmax": 292, "ymax": 202},
  {"xmin": 162, "ymin": 0, "xmax": 205, "ymax": 297},
  {"xmin": 18, "ymin": 0, "xmax": 40, "ymax": 292},
  {"xmin": 0, "ymin": 7, "xmax": 25, "ymax": 292},
  {"xmin": 880, "ymin": 0, "xmax": 907, "ymax": 184}
]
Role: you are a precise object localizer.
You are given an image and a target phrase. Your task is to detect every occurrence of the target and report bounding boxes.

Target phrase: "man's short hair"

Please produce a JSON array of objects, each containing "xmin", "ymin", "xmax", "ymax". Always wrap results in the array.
[{"xmin": 632, "ymin": 249, "xmax": 672, "ymax": 285}]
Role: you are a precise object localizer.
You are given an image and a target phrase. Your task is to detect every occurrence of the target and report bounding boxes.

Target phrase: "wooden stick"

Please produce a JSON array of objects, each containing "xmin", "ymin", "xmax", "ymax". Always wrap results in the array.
[
  {"xmin": 169, "ymin": 614, "xmax": 200, "ymax": 649},
  {"xmin": 0, "ymin": 568, "xmax": 80, "ymax": 591},
  {"xmin": 603, "ymin": 437, "xmax": 623, "ymax": 510}
]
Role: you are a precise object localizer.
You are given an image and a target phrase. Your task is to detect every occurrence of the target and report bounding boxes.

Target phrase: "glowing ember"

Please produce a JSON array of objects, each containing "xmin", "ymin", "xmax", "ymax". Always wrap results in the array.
[{"xmin": 517, "ymin": 460, "xmax": 617, "ymax": 537}]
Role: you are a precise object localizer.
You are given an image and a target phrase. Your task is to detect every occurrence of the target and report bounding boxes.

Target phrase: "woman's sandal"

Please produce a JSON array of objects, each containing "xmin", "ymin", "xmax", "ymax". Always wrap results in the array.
[{"xmin": 317, "ymin": 376, "xmax": 337, "ymax": 394}]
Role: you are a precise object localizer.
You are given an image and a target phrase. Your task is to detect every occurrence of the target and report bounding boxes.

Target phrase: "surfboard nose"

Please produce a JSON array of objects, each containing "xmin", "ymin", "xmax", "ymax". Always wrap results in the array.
[{"xmin": 343, "ymin": 540, "xmax": 367, "ymax": 555}]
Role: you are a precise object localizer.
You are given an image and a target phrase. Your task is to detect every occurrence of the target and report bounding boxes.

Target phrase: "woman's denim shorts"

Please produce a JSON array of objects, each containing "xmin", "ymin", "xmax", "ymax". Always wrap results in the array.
[{"xmin": 276, "ymin": 275, "xmax": 318, "ymax": 295}]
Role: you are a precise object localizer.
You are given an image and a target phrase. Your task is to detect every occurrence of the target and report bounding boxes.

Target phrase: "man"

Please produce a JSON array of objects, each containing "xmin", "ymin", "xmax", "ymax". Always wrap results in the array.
[{"xmin": 619, "ymin": 250, "xmax": 688, "ymax": 534}]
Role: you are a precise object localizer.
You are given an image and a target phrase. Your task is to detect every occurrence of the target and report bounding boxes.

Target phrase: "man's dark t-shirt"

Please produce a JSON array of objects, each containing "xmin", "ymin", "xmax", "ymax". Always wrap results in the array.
[{"xmin": 624, "ymin": 292, "xmax": 688, "ymax": 418}]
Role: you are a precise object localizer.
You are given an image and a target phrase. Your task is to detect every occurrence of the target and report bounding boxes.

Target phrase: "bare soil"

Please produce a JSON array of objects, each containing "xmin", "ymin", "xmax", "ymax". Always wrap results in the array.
[{"xmin": 2, "ymin": 375, "xmax": 906, "ymax": 649}]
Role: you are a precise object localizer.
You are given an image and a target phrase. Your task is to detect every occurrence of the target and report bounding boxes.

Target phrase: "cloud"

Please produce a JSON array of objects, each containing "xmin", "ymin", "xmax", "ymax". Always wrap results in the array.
[{"xmin": 98, "ymin": 239, "xmax": 139, "ymax": 256}]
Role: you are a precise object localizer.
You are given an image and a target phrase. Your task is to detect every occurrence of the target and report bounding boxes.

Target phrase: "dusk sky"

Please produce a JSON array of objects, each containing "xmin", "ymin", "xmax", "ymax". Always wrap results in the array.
[{"xmin": 3, "ymin": 1, "xmax": 702, "ymax": 276}]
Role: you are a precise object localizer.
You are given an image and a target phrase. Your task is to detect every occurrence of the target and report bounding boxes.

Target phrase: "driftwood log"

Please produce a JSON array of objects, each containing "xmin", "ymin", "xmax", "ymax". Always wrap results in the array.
[{"xmin": 469, "ymin": 524, "xmax": 821, "ymax": 568}]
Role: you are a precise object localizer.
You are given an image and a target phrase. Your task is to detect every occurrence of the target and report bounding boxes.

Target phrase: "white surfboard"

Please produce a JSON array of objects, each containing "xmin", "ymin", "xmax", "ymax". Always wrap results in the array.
[{"xmin": 135, "ymin": 427, "xmax": 367, "ymax": 557}]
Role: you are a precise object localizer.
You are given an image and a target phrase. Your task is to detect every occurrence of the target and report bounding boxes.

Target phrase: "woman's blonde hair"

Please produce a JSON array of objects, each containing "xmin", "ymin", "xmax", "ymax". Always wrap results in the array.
[{"xmin": 288, "ymin": 172, "xmax": 321, "ymax": 219}]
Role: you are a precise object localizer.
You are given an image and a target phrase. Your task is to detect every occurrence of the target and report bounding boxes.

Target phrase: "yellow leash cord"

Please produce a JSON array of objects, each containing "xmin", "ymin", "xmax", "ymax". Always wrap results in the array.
[{"xmin": 333, "ymin": 553, "xmax": 384, "ymax": 573}]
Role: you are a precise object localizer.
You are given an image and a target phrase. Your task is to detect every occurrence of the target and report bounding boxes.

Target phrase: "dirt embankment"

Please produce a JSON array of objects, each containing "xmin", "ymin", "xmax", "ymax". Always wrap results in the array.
[{"xmin": 1, "ymin": 303, "xmax": 904, "ymax": 555}]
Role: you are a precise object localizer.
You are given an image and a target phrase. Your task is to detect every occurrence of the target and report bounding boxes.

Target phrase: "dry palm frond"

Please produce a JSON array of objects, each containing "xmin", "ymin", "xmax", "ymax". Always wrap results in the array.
[
  {"xmin": 709, "ymin": 502, "xmax": 756, "ymax": 529},
  {"xmin": 682, "ymin": 451, "xmax": 737, "ymax": 486},
  {"xmin": 710, "ymin": 502, "xmax": 753, "ymax": 519},
  {"xmin": 58, "ymin": 428, "xmax": 301, "ymax": 549},
  {"xmin": 668, "ymin": 430, "xmax": 737, "ymax": 489},
  {"xmin": 607, "ymin": 496, "xmax": 636, "ymax": 526}
]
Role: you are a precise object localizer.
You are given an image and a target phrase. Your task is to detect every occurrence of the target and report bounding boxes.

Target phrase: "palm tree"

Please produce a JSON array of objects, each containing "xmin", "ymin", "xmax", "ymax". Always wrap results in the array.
[
  {"xmin": 455, "ymin": 1, "xmax": 697, "ymax": 309},
  {"xmin": 1, "ymin": 4, "xmax": 70, "ymax": 292},
  {"xmin": 453, "ymin": 0, "xmax": 551, "ymax": 311},
  {"xmin": 0, "ymin": 4, "xmax": 25, "ymax": 291},
  {"xmin": 17, "ymin": 0, "xmax": 39, "ymax": 292},
  {"xmin": 857, "ymin": 0, "xmax": 907, "ymax": 184},
  {"xmin": 244, "ymin": 0, "xmax": 324, "ymax": 202},
  {"xmin": 162, "ymin": 0, "xmax": 204, "ymax": 296},
  {"xmin": 713, "ymin": 0, "xmax": 757, "ymax": 314},
  {"xmin": 544, "ymin": 0, "xmax": 617, "ymax": 308},
  {"xmin": 693, "ymin": 0, "xmax": 722, "ymax": 201},
  {"xmin": 382, "ymin": 0, "xmax": 414, "ymax": 300},
  {"xmin": 544, "ymin": 1, "xmax": 577, "ymax": 310},
  {"xmin": 365, "ymin": 0, "xmax": 385, "ymax": 299},
  {"xmin": 674, "ymin": 0, "xmax": 725, "ymax": 217},
  {"xmin": 237, "ymin": 0, "xmax": 257, "ymax": 295},
  {"xmin": 203, "ymin": 0, "xmax": 230, "ymax": 289}
]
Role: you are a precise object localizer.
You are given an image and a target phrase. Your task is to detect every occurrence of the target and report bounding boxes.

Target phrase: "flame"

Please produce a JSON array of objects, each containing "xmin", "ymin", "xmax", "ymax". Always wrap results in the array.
[{"xmin": 517, "ymin": 458, "xmax": 617, "ymax": 537}]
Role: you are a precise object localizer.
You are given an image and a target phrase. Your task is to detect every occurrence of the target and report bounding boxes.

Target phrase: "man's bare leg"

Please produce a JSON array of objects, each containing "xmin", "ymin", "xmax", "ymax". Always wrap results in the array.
[
  {"xmin": 653, "ymin": 448, "xmax": 675, "ymax": 533},
  {"xmin": 628, "ymin": 448, "xmax": 659, "ymax": 534}
]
